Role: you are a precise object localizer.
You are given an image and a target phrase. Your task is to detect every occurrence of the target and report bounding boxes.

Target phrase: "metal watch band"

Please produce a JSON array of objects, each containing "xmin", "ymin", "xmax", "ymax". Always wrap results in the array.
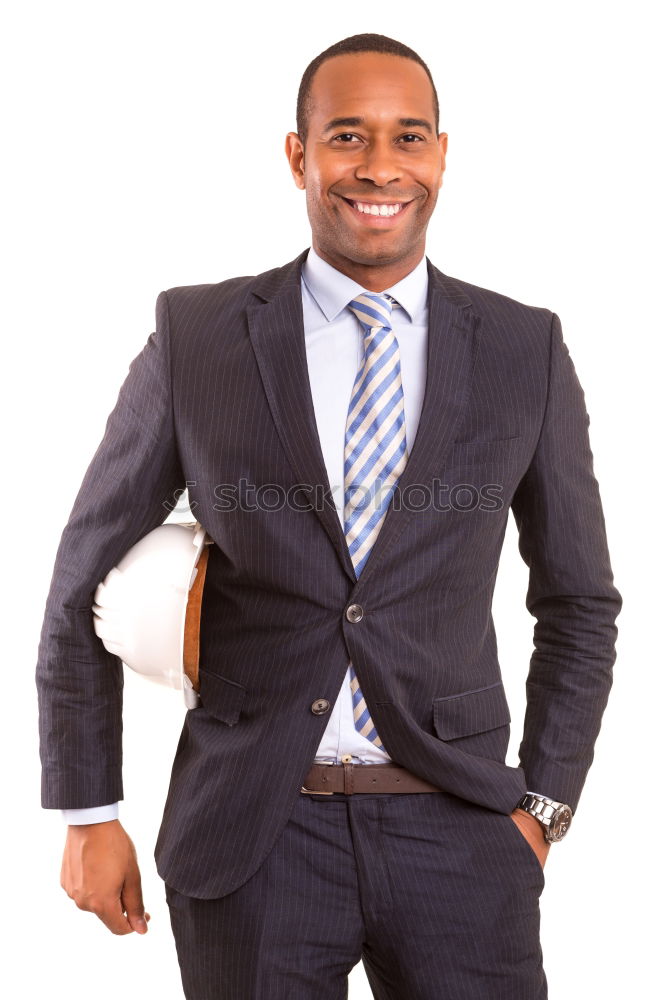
[{"xmin": 518, "ymin": 792, "xmax": 573, "ymax": 843}]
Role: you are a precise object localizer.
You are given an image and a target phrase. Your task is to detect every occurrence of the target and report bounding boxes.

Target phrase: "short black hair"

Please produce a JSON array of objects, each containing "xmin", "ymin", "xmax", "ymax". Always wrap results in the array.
[{"xmin": 296, "ymin": 33, "xmax": 440, "ymax": 146}]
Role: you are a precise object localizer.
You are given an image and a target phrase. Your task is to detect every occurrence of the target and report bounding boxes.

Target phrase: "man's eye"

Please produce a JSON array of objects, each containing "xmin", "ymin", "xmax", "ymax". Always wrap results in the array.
[{"xmin": 331, "ymin": 132, "xmax": 424, "ymax": 144}]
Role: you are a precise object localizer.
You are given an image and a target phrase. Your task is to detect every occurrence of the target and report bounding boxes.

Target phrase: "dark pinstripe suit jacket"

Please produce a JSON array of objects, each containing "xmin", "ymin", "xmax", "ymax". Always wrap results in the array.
[{"xmin": 36, "ymin": 247, "xmax": 621, "ymax": 898}]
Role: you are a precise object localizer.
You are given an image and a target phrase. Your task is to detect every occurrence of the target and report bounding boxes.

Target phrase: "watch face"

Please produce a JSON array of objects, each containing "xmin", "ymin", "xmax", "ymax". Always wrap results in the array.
[{"xmin": 550, "ymin": 805, "xmax": 573, "ymax": 841}]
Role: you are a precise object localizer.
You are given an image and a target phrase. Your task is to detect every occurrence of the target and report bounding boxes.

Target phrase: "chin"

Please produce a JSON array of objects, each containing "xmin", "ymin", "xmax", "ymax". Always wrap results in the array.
[
  {"xmin": 316, "ymin": 225, "xmax": 416, "ymax": 268},
  {"xmin": 347, "ymin": 239, "xmax": 411, "ymax": 264}
]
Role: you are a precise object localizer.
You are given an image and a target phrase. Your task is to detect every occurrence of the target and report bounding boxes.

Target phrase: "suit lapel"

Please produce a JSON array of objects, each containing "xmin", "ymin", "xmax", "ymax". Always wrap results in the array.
[
  {"xmin": 247, "ymin": 249, "xmax": 357, "ymax": 583},
  {"xmin": 246, "ymin": 250, "xmax": 480, "ymax": 590}
]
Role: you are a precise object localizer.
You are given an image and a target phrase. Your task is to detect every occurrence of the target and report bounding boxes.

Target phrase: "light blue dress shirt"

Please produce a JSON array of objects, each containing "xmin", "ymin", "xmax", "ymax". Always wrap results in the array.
[{"xmin": 62, "ymin": 245, "xmax": 429, "ymax": 824}]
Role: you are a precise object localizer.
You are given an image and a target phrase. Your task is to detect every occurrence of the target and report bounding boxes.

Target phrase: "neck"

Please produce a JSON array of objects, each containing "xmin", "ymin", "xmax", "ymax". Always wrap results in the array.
[{"xmin": 312, "ymin": 239, "xmax": 424, "ymax": 292}]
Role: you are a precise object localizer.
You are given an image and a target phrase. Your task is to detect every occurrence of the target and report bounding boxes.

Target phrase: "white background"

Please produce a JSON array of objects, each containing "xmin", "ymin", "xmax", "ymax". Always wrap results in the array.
[{"xmin": 3, "ymin": 1, "xmax": 663, "ymax": 995}]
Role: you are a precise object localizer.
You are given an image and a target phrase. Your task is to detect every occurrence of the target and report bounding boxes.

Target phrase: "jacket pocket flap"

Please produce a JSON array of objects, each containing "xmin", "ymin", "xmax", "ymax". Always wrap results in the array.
[
  {"xmin": 433, "ymin": 682, "xmax": 511, "ymax": 741},
  {"xmin": 198, "ymin": 667, "xmax": 246, "ymax": 726}
]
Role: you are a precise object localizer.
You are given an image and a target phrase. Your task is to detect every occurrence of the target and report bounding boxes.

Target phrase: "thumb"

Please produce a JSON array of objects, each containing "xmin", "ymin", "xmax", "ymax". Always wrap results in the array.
[{"xmin": 121, "ymin": 866, "xmax": 148, "ymax": 934}]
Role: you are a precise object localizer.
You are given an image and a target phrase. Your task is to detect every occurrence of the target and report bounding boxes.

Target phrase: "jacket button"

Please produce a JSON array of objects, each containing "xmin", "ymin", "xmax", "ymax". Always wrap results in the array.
[
  {"xmin": 346, "ymin": 604, "xmax": 364, "ymax": 623},
  {"xmin": 311, "ymin": 699, "xmax": 330, "ymax": 715}
]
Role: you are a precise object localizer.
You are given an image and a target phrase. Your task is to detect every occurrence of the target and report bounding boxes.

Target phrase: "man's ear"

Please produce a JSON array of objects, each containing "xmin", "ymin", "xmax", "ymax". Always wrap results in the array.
[
  {"xmin": 437, "ymin": 132, "xmax": 448, "ymax": 188},
  {"xmin": 285, "ymin": 132, "xmax": 306, "ymax": 190}
]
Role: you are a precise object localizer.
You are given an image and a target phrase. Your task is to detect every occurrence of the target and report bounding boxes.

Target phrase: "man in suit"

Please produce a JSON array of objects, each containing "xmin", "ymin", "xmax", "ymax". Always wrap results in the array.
[{"xmin": 38, "ymin": 32, "xmax": 622, "ymax": 999}]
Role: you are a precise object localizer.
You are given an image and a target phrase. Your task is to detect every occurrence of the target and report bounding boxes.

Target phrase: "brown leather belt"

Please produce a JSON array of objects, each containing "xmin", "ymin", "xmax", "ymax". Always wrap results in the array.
[{"xmin": 300, "ymin": 761, "xmax": 444, "ymax": 795}]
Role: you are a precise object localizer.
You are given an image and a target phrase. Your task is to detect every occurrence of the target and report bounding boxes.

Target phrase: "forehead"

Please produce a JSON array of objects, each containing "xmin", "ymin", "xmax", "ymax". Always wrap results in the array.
[{"xmin": 308, "ymin": 52, "xmax": 436, "ymax": 127}]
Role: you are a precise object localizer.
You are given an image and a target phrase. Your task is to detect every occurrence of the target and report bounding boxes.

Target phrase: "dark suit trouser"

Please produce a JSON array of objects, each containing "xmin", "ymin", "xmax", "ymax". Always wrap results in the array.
[{"xmin": 164, "ymin": 788, "xmax": 547, "ymax": 999}]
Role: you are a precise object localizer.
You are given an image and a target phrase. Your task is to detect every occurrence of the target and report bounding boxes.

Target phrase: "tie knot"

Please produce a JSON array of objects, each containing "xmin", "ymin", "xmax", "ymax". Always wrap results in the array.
[{"xmin": 348, "ymin": 291, "xmax": 393, "ymax": 331}]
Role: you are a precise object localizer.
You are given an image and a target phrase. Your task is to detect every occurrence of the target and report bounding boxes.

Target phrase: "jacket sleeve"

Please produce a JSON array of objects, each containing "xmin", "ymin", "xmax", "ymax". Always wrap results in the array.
[
  {"xmin": 36, "ymin": 290, "xmax": 186, "ymax": 809},
  {"xmin": 510, "ymin": 311, "xmax": 622, "ymax": 813}
]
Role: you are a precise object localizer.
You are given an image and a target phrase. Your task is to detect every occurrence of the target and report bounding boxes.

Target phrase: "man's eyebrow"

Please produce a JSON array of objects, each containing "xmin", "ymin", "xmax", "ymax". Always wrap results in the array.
[
  {"xmin": 398, "ymin": 118, "xmax": 433, "ymax": 133},
  {"xmin": 321, "ymin": 116, "xmax": 364, "ymax": 132},
  {"xmin": 321, "ymin": 116, "xmax": 434, "ymax": 134}
]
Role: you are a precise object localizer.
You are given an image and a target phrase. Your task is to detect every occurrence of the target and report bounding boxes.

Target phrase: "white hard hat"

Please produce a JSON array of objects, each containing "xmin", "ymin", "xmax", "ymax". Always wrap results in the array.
[{"xmin": 92, "ymin": 521, "xmax": 213, "ymax": 708}]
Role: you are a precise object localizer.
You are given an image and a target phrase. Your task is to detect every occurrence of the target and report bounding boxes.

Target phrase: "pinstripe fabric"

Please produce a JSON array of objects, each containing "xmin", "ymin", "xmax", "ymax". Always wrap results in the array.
[
  {"xmin": 35, "ymin": 247, "xmax": 622, "ymax": 901},
  {"xmin": 165, "ymin": 790, "xmax": 546, "ymax": 999}
]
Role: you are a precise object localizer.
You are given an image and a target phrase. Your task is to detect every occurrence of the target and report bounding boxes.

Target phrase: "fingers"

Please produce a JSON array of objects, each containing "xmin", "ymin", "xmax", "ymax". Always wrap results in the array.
[
  {"xmin": 121, "ymin": 862, "xmax": 148, "ymax": 934},
  {"xmin": 67, "ymin": 888, "xmax": 150, "ymax": 935},
  {"xmin": 67, "ymin": 888, "xmax": 135, "ymax": 935}
]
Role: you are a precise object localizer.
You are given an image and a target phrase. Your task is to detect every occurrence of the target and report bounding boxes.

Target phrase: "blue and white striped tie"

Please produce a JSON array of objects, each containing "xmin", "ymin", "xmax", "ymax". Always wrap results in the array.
[{"xmin": 344, "ymin": 291, "xmax": 408, "ymax": 750}]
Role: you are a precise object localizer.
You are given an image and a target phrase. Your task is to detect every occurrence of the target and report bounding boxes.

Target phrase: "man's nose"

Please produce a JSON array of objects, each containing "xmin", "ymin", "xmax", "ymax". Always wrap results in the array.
[{"xmin": 354, "ymin": 141, "xmax": 403, "ymax": 186}]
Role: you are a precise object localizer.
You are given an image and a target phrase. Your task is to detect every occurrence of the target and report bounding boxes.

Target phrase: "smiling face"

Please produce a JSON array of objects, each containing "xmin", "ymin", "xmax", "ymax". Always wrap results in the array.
[{"xmin": 285, "ymin": 51, "xmax": 448, "ymax": 289}]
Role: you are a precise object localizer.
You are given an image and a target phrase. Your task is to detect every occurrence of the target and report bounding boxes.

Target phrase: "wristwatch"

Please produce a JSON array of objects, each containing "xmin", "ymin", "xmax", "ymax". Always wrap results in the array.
[{"xmin": 517, "ymin": 792, "xmax": 573, "ymax": 843}]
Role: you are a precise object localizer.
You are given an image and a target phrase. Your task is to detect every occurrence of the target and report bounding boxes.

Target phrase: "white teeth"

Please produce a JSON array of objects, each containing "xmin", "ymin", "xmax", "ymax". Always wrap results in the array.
[{"xmin": 353, "ymin": 201, "xmax": 404, "ymax": 216}]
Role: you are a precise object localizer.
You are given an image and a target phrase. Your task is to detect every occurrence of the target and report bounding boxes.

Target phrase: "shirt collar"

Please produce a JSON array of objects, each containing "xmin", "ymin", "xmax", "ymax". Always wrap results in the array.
[{"xmin": 301, "ymin": 244, "xmax": 428, "ymax": 324}]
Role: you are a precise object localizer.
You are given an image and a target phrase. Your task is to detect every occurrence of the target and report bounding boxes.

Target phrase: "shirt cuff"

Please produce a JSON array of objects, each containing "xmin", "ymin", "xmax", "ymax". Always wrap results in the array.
[{"xmin": 61, "ymin": 802, "xmax": 120, "ymax": 825}]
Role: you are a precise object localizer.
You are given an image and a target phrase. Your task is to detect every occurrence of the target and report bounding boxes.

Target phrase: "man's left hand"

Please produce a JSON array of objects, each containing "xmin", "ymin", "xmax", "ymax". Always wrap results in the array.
[{"xmin": 510, "ymin": 808, "xmax": 551, "ymax": 869}]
